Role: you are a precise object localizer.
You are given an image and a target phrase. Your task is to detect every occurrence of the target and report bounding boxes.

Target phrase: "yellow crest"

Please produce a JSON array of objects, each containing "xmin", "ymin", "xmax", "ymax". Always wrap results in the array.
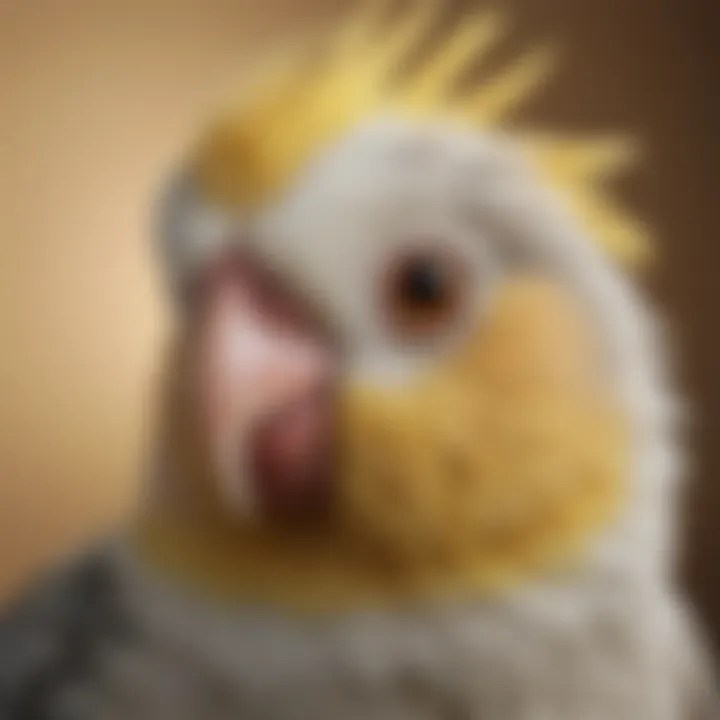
[{"xmin": 196, "ymin": 2, "xmax": 649, "ymax": 268}]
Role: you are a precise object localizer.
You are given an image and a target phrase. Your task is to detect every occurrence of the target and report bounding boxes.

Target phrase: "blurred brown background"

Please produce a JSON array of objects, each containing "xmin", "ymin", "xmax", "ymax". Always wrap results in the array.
[{"xmin": 0, "ymin": 0, "xmax": 717, "ymax": 650}]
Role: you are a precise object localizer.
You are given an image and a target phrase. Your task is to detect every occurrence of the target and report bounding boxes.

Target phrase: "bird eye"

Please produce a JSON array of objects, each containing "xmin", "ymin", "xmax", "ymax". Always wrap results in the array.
[{"xmin": 382, "ymin": 245, "xmax": 466, "ymax": 340}]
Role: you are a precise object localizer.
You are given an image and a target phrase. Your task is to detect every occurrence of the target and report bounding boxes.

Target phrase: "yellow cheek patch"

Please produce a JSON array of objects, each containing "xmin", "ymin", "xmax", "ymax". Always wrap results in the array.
[
  {"xmin": 338, "ymin": 278, "xmax": 628, "ymax": 582},
  {"xmin": 136, "ymin": 279, "xmax": 629, "ymax": 609}
]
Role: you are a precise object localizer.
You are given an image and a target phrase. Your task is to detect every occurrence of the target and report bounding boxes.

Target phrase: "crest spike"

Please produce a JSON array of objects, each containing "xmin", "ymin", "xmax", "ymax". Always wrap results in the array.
[
  {"xmin": 521, "ymin": 135, "xmax": 639, "ymax": 182},
  {"xmin": 460, "ymin": 45, "xmax": 555, "ymax": 124},
  {"xmin": 370, "ymin": 0, "xmax": 442, "ymax": 76},
  {"xmin": 561, "ymin": 187, "xmax": 650, "ymax": 267},
  {"xmin": 404, "ymin": 11, "xmax": 507, "ymax": 105}
]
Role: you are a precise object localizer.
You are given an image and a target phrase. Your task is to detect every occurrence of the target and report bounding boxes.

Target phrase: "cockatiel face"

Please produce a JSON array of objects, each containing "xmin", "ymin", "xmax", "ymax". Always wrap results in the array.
[{"xmin": 143, "ymin": 7, "xmax": 661, "ymax": 607}]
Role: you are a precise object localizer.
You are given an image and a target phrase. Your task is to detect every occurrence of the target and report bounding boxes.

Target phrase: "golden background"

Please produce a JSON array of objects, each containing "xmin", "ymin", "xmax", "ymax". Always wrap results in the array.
[{"xmin": 0, "ymin": 0, "xmax": 717, "ymax": 648}]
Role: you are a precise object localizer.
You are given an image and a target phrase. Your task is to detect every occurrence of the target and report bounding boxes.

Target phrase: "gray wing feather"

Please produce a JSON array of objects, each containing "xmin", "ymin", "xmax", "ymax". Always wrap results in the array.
[{"xmin": 0, "ymin": 548, "xmax": 134, "ymax": 719}]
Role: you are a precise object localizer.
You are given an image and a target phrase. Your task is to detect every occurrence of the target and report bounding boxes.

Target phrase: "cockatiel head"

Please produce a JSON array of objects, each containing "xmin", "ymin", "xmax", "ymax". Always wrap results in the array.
[{"xmin": 139, "ymin": 4, "xmax": 672, "ymax": 609}]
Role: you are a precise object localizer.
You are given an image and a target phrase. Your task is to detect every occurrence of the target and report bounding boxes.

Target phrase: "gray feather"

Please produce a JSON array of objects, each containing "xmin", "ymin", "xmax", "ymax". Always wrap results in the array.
[{"xmin": 0, "ymin": 548, "xmax": 135, "ymax": 719}]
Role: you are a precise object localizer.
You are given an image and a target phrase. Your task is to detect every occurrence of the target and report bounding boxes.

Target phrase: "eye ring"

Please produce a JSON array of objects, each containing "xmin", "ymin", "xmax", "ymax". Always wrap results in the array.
[{"xmin": 380, "ymin": 243, "xmax": 468, "ymax": 342}]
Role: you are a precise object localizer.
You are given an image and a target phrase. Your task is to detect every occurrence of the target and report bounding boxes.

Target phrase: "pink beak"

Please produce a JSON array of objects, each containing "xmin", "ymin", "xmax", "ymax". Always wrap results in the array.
[{"xmin": 193, "ymin": 251, "xmax": 337, "ymax": 520}]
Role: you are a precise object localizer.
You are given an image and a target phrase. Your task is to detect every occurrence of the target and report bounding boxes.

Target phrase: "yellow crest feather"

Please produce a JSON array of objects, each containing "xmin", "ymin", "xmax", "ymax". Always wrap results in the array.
[
  {"xmin": 403, "ymin": 11, "xmax": 506, "ymax": 104},
  {"xmin": 196, "ymin": 3, "xmax": 650, "ymax": 268}
]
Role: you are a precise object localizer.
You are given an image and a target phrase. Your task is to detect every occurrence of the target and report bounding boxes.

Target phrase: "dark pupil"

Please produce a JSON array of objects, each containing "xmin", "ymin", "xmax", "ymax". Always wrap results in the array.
[{"xmin": 400, "ymin": 259, "xmax": 448, "ymax": 307}]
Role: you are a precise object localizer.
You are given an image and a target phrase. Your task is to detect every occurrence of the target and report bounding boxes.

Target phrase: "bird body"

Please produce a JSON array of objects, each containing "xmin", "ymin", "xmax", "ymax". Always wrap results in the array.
[
  {"xmin": 0, "ymin": 541, "xmax": 711, "ymax": 719},
  {"xmin": 1, "ymin": 5, "xmax": 716, "ymax": 718}
]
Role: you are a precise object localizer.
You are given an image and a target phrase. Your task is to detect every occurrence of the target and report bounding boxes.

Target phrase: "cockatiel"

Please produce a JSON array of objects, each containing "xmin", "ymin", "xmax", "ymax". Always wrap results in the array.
[{"xmin": 0, "ymin": 4, "xmax": 716, "ymax": 719}]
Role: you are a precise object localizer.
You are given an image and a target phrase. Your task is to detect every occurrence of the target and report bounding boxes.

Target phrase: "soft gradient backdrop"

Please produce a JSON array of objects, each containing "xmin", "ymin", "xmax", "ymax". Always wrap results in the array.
[{"xmin": 0, "ymin": 0, "xmax": 717, "ymax": 649}]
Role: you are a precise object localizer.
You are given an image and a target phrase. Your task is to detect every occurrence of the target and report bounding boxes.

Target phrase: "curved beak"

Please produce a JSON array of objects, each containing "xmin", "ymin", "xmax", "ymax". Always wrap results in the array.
[{"xmin": 192, "ymin": 250, "xmax": 337, "ymax": 521}]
